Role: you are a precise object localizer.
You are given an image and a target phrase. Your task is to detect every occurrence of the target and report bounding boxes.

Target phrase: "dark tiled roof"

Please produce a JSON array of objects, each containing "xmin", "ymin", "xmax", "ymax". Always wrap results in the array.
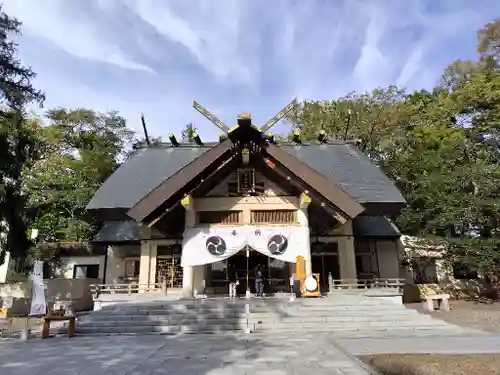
[
  {"xmin": 93, "ymin": 221, "xmax": 142, "ymax": 242},
  {"xmin": 92, "ymin": 221, "xmax": 168, "ymax": 242},
  {"xmin": 352, "ymin": 216, "xmax": 401, "ymax": 237},
  {"xmin": 87, "ymin": 142, "xmax": 405, "ymax": 210},
  {"xmin": 87, "ymin": 145, "xmax": 214, "ymax": 210},
  {"xmin": 280, "ymin": 143, "xmax": 404, "ymax": 204}
]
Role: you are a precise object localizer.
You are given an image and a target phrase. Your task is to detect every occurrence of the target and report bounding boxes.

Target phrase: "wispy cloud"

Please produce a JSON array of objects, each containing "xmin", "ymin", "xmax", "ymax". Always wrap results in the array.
[{"xmin": 3, "ymin": 0, "xmax": 499, "ymax": 139}]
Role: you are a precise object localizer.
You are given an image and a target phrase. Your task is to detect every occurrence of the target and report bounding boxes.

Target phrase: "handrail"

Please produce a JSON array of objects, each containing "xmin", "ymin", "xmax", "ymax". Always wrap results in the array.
[
  {"xmin": 90, "ymin": 280, "xmax": 167, "ymax": 298},
  {"xmin": 330, "ymin": 278, "xmax": 405, "ymax": 290}
]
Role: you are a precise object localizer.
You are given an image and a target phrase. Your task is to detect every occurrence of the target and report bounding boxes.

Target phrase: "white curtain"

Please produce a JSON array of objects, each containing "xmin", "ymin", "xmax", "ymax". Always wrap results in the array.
[
  {"xmin": 181, "ymin": 225, "xmax": 310, "ymax": 267},
  {"xmin": 29, "ymin": 260, "xmax": 47, "ymax": 316}
]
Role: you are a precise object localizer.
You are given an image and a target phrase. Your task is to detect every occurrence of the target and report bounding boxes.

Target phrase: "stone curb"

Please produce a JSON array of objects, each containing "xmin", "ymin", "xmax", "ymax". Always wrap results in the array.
[{"xmin": 331, "ymin": 337, "xmax": 382, "ymax": 375}]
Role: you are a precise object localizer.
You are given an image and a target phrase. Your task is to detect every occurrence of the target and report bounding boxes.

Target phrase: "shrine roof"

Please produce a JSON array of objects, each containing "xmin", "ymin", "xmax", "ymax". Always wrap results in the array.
[{"xmin": 87, "ymin": 141, "xmax": 405, "ymax": 213}]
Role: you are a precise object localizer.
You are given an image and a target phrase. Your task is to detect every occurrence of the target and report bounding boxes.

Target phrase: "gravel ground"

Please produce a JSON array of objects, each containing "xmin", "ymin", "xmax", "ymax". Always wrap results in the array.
[
  {"xmin": 360, "ymin": 354, "xmax": 500, "ymax": 375},
  {"xmin": 357, "ymin": 301, "xmax": 500, "ymax": 375},
  {"xmin": 406, "ymin": 300, "xmax": 500, "ymax": 333}
]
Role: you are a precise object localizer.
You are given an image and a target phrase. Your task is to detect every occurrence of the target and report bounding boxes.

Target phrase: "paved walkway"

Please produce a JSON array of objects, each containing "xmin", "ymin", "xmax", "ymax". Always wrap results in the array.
[
  {"xmin": 0, "ymin": 333, "xmax": 372, "ymax": 375},
  {"xmin": 337, "ymin": 334, "xmax": 500, "ymax": 355}
]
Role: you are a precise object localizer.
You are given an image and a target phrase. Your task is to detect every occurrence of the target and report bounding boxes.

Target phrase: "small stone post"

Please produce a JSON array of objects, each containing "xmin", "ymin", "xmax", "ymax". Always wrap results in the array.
[{"xmin": 161, "ymin": 279, "xmax": 167, "ymax": 294}]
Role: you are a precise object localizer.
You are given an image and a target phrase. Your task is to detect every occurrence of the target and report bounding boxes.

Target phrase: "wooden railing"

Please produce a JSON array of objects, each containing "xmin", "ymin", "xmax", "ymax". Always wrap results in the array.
[
  {"xmin": 90, "ymin": 281, "xmax": 166, "ymax": 298},
  {"xmin": 330, "ymin": 278, "xmax": 405, "ymax": 290}
]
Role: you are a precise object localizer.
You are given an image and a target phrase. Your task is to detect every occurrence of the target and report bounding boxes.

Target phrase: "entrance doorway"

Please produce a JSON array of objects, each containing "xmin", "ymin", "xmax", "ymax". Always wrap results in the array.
[
  {"xmin": 205, "ymin": 248, "xmax": 291, "ymax": 295},
  {"xmin": 227, "ymin": 249, "xmax": 267, "ymax": 294},
  {"xmin": 311, "ymin": 242, "xmax": 340, "ymax": 292}
]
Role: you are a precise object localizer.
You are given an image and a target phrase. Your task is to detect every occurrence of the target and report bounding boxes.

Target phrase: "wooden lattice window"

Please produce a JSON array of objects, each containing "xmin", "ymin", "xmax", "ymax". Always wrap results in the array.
[
  {"xmin": 198, "ymin": 211, "xmax": 242, "ymax": 224},
  {"xmin": 251, "ymin": 210, "xmax": 297, "ymax": 224},
  {"xmin": 156, "ymin": 258, "xmax": 183, "ymax": 289}
]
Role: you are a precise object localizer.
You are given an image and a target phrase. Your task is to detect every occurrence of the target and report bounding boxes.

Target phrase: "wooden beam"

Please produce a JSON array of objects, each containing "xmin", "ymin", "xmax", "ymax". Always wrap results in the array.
[
  {"xmin": 264, "ymin": 143, "xmax": 364, "ymax": 218},
  {"xmin": 320, "ymin": 202, "xmax": 347, "ymax": 224},
  {"xmin": 128, "ymin": 139, "xmax": 233, "ymax": 222},
  {"xmin": 267, "ymin": 162, "xmax": 348, "ymax": 224},
  {"xmin": 142, "ymin": 156, "xmax": 237, "ymax": 227},
  {"xmin": 147, "ymin": 207, "xmax": 171, "ymax": 228}
]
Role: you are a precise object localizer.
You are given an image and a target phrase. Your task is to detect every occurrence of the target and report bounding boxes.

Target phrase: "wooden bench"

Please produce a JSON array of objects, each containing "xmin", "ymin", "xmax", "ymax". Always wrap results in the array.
[
  {"xmin": 422, "ymin": 294, "xmax": 450, "ymax": 312},
  {"xmin": 41, "ymin": 315, "xmax": 76, "ymax": 339}
]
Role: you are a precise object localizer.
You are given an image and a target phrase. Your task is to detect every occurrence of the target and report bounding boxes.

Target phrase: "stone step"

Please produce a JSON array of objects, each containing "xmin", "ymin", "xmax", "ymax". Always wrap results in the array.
[
  {"xmin": 92, "ymin": 304, "xmax": 408, "ymax": 316},
  {"xmin": 68, "ymin": 295, "xmax": 466, "ymax": 338},
  {"xmin": 255, "ymin": 325, "xmax": 469, "ymax": 335},
  {"xmin": 66, "ymin": 328, "xmax": 472, "ymax": 339},
  {"xmin": 75, "ymin": 315, "xmax": 443, "ymax": 331},
  {"xmin": 84, "ymin": 310, "xmax": 423, "ymax": 323},
  {"xmin": 263, "ymin": 320, "xmax": 460, "ymax": 329},
  {"xmin": 77, "ymin": 312, "xmax": 434, "ymax": 327},
  {"xmin": 64, "ymin": 324, "xmax": 470, "ymax": 338},
  {"xmin": 94, "ymin": 298, "xmax": 399, "ymax": 308},
  {"xmin": 74, "ymin": 324, "xmax": 245, "ymax": 334},
  {"xmin": 105, "ymin": 298, "xmax": 398, "ymax": 305}
]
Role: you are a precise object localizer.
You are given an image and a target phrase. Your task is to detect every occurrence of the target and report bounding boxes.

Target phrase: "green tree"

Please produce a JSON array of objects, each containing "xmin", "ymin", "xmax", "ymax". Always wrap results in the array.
[
  {"xmin": 477, "ymin": 19, "xmax": 500, "ymax": 70},
  {"xmin": 287, "ymin": 86, "xmax": 408, "ymax": 163},
  {"xmin": 285, "ymin": 19, "xmax": 500, "ymax": 282},
  {"xmin": 181, "ymin": 123, "xmax": 197, "ymax": 143},
  {"xmin": 389, "ymin": 24, "xmax": 500, "ymax": 280},
  {"xmin": 26, "ymin": 109, "xmax": 134, "ymax": 244},
  {"xmin": 0, "ymin": 7, "xmax": 45, "ymax": 265}
]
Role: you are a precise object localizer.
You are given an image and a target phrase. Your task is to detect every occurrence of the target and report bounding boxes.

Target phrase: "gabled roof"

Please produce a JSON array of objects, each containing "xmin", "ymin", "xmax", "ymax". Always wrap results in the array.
[
  {"xmin": 87, "ymin": 144, "xmax": 218, "ymax": 210},
  {"xmin": 280, "ymin": 143, "xmax": 404, "ymax": 204},
  {"xmin": 265, "ymin": 143, "xmax": 364, "ymax": 218},
  {"xmin": 126, "ymin": 131, "xmax": 365, "ymax": 223},
  {"xmin": 127, "ymin": 139, "xmax": 233, "ymax": 222},
  {"xmin": 87, "ymin": 141, "xmax": 406, "ymax": 219}
]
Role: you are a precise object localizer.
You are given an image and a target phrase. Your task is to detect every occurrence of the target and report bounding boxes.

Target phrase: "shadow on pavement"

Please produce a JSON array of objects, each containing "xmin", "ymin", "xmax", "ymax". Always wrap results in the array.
[{"xmin": 0, "ymin": 299, "xmax": 272, "ymax": 375}]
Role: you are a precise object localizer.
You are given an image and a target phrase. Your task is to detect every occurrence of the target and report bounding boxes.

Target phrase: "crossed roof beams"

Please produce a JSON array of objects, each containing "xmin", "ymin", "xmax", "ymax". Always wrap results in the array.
[{"xmin": 127, "ymin": 100, "xmax": 364, "ymax": 225}]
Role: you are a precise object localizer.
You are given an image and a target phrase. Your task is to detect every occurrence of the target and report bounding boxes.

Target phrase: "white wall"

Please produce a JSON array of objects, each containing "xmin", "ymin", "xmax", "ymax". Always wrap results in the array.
[
  {"xmin": 0, "ymin": 251, "xmax": 10, "ymax": 283},
  {"xmin": 0, "ymin": 252, "xmax": 26, "ymax": 283},
  {"xmin": 58, "ymin": 255, "xmax": 106, "ymax": 281}
]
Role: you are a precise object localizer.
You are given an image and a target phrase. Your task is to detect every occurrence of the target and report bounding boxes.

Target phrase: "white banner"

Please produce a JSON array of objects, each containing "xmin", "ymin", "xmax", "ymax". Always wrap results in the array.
[
  {"xmin": 29, "ymin": 260, "xmax": 47, "ymax": 316},
  {"xmin": 181, "ymin": 225, "xmax": 310, "ymax": 267}
]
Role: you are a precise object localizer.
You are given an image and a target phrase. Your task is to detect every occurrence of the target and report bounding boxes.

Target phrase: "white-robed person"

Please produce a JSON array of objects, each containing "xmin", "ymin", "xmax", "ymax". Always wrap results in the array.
[{"xmin": 227, "ymin": 265, "xmax": 239, "ymax": 299}]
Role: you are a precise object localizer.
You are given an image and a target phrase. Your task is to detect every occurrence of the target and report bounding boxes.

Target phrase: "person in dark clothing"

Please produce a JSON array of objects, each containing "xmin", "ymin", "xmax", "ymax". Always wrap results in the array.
[
  {"xmin": 227, "ymin": 265, "xmax": 239, "ymax": 299},
  {"xmin": 255, "ymin": 264, "xmax": 265, "ymax": 297}
]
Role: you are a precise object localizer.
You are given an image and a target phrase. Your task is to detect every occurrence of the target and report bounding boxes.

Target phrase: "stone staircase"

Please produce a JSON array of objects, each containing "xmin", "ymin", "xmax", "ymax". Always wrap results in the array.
[{"xmin": 66, "ymin": 293, "xmax": 484, "ymax": 338}]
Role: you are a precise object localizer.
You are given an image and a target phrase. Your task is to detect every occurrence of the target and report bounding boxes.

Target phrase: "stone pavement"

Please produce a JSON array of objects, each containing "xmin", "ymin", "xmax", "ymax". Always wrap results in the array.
[
  {"xmin": 338, "ymin": 334, "xmax": 500, "ymax": 355},
  {"xmin": 0, "ymin": 333, "xmax": 373, "ymax": 375}
]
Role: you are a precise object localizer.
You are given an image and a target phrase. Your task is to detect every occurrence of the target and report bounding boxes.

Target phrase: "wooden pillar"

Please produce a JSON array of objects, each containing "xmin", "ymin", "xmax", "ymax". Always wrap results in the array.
[
  {"xmin": 298, "ymin": 192, "xmax": 312, "ymax": 276},
  {"xmin": 105, "ymin": 245, "xmax": 123, "ymax": 284},
  {"xmin": 181, "ymin": 195, "xmax": 196, "ymax": 298},
  {"xmin": 338, "ymin": 221, "xmax": 357, "ymax": 282},
  {"xmin": 138, "ymin": 240, "xmax": 152, "ymax": 293}
]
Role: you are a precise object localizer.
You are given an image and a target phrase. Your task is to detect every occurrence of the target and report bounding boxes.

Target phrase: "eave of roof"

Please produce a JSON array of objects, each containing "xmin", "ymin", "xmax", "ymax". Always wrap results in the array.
[
  {"xmin": 127, "ymin": 139, "xmax": 234, "ymax": 222},
  {"xmin": 265, "ymin": 142, "xmax": 364, "ymax": 218},
  {"xmin": 87, "ymin": 139, "xmax": 406, "ymax": 220}
]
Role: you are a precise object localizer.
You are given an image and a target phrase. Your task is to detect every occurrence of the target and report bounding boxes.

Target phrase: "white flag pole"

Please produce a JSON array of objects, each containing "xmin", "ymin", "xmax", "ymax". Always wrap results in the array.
[{"xmin": 245, "ymin": 246, "xmax": 251, "ymax": 300}]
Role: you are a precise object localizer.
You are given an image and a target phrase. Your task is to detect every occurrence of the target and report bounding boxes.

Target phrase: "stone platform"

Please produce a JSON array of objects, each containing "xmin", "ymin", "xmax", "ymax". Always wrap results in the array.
[{"xmin": 0, "ymin": 332, "xmax": 373, "ymax": 375}]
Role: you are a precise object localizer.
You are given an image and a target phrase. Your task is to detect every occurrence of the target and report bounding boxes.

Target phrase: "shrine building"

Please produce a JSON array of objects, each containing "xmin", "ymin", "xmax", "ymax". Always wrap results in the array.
[{"xmin": 86, "ymin": 105, "xmax": 406, "ymax": 297}]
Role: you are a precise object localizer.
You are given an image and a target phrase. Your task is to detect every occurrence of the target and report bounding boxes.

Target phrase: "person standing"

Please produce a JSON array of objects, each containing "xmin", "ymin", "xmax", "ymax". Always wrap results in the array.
[
  {"xmin": 227, "ymin": 265, "xmax": 239, "ymax": 299},
  {"xmin": 255, "ymin": 264, "xmax": 265, "ymax": 297}
]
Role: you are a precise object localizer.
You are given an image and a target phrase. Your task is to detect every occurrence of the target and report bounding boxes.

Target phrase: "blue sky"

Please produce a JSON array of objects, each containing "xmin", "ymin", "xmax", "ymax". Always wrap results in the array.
[{"xmin": 3, "ymin": 0, "xmax": 500, "ymax": 140}]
